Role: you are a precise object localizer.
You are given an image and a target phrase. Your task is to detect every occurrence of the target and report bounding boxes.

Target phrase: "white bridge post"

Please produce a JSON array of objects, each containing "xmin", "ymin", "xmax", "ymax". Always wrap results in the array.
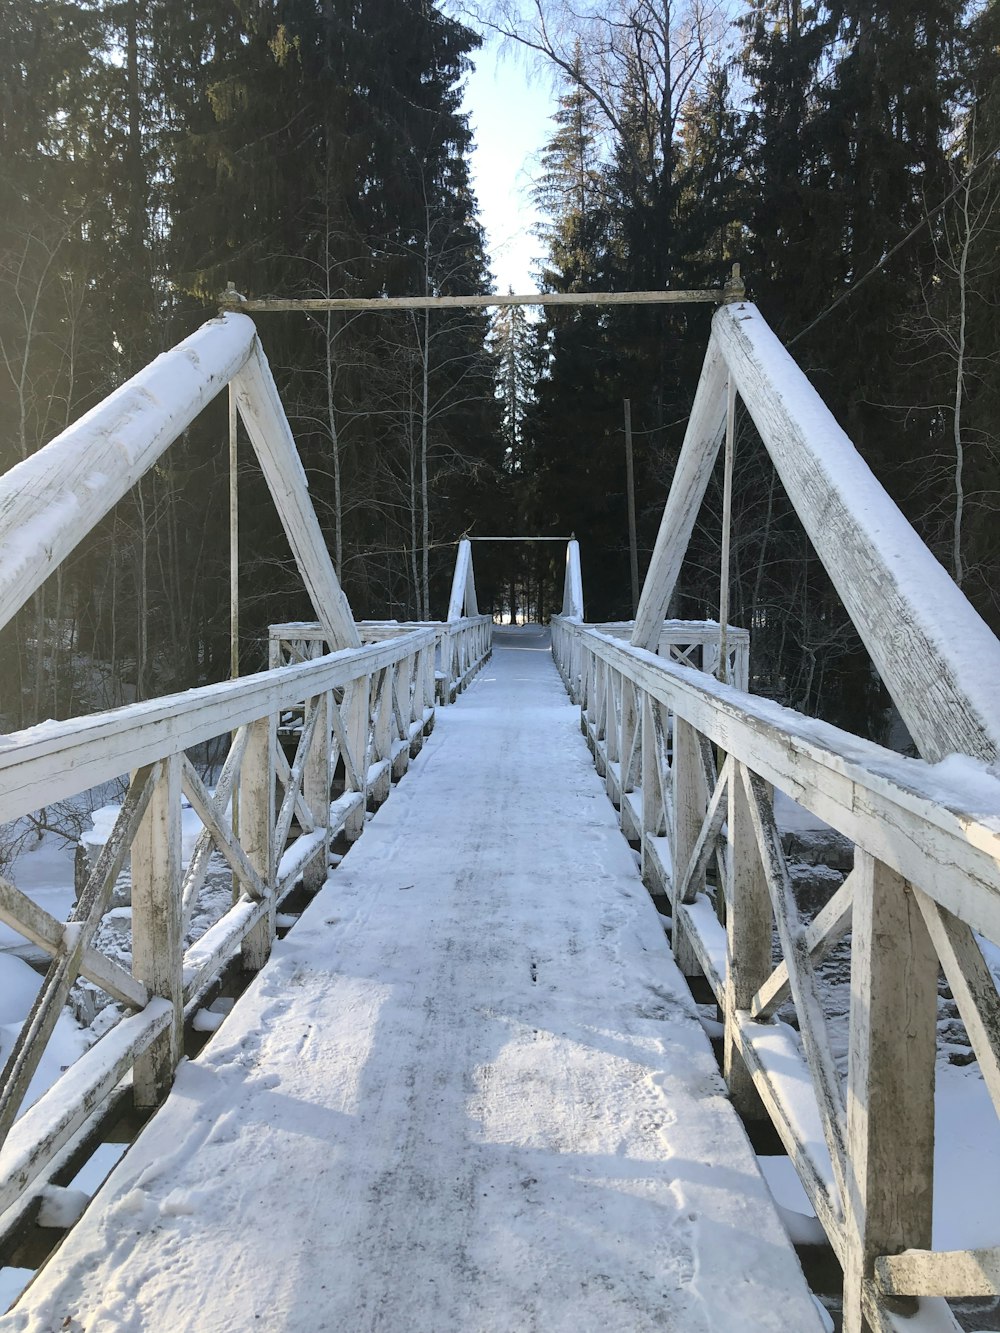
[{"xmin": 131, "ymin": 754, "xmax": 183, "ymax": 1108}]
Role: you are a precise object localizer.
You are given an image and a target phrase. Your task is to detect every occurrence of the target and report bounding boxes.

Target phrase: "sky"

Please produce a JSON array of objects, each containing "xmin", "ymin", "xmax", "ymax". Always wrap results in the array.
[{"xmin": 461, "ymin": 39, "xmax": 555, "ymax": 294}]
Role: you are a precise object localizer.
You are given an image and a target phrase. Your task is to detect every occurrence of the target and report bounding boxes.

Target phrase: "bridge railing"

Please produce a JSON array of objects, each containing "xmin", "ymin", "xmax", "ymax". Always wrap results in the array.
[
  {"xmin": 552, "ymin": 615, "xmax": 1000, "ymax": 1333},
  {"xmin": 0, "ymin": 625, "xmax": 437, "ymax": 1235},
  {"xmin": 269, "ymin": 612, "xmax": 492, "ymax": 708}
]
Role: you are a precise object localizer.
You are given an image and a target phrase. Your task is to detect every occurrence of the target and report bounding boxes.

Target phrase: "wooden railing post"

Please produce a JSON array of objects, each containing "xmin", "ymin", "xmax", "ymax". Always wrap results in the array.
[
  {"xmin": 371, "ymin": 669, "xmax": 393, "ymax": 805},
  {"xmin": 131, "ymin": 753, "xmax": 183, "ymax": 1108},
  {"xmin": 423, "ymin": 642, "xmax": 436, "ymax": 729},
  {"xmin": 842, "ymin": 851, "xmax": 938, "ymax": 1333},
  {"xmin": 241, "ymin": 714, "xmax": 276, "ymax": 969},
  {"xmin": 671, "ymin": 716, "xmax": 705, "ymax": 976},
  {"xmin": 724, "ymin": 768, "xmax": 771, "ymax": 1118},
  {"xmin": 640, "ymin": 691, "xmax": 667, "ymax": 894},
  {"xmin": 344, "ymin": 674, "xmax": 370, "ymax": 838},
  {"xmin": 303, "ymin": 689, "xmax": 331, "ymax": 893},
  {"xmin": 605, "ymin": 670, "xmax": 622, "ymax": 802}
]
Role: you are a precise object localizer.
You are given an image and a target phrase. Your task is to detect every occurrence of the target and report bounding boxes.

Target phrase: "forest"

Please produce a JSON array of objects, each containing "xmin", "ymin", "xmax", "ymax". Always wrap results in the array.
[{"xmin": 1, "ymin": 0, "xmax": 998, "ymax": 745}]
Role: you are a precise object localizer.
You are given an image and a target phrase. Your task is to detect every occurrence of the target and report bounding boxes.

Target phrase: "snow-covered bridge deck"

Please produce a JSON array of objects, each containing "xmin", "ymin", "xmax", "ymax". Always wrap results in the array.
[{"xmin": 3, "ymin": 630, "xmax": 821, "ymax": 1331}]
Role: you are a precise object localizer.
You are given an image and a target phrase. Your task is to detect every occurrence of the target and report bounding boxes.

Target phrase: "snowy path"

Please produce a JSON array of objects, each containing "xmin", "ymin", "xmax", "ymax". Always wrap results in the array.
[{"xmin": 3, "ymin": 630, "xmax": 823, "ymax": 1332}]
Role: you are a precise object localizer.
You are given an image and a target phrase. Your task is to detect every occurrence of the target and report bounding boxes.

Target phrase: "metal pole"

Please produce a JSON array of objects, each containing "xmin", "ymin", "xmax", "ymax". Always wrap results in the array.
[
  {"xmin": 623, "ymin": 398, "xmax": 639, "ymax": 617},
  {"xmin": 229, "ymin": 383, "xmax": 240, "ymax": 851},
  {"xmin": 719, "ymin": 375, "xmax": 737, "ymax": 684},
  {"xmin": 219, "ymin": 289, "xmax": 725, "ymax": 314}
]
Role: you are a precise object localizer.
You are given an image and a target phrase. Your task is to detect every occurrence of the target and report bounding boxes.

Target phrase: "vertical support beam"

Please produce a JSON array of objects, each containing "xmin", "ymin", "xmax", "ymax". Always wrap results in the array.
[
  {"xmin": 344, "ymin": 675, "xmax": 370, "ymax": 839},
  {"xmin": 624, "ymin": 399, "xmax": 639, "ymax": 617},
  {"xmin": 392, "ymin": 660, "xmax": 410, "ymax": 779},
  {"xmin": 372, "ymin": 669, "xmax": 392, "ymax": 804},
  {"xmin": 671, "ymin": 717, "xmax": 705, "ymax": 976},
  {"xmin": 303, "ymin": 690, "xmax": 331, "ymax": 893},
  {"xmin": 241, "ymin": 714, "xmax": 276, "ymax": 969},
  {"xmin": 229, "ymin": 382, "xmax": 240, "ymax": 685},
  {"xmin": 447, "ymin": 539, "xmax": 473, "ymax": 621},
  {"xmin": 718, "ymin": 374, "xmax": 737, "ymax": 683},
  {"xmin": 132, "ymin": 754, "xmax": 183, "ymax": 1108},
  {"xmin": 724, "ymin": 769, "xmax": 771, "ymax": 1118},
  {"xmin": 562, "ymin": 539, "xmax": 584, "ymax": 619},
  {"xmin": 640, "ymin": 692, "xmax": 667, "ymax": 891},
  {"xmin": 842, "ymin": 852, "xmax": 938, "ymax": 1333}
]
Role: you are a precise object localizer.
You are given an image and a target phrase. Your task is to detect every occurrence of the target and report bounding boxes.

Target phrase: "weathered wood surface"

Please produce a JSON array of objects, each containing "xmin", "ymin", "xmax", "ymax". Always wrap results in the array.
[
  {"xmin": 843, "ymin": 854, "xmax": 938, "ymax": 1333},
  {"xmin": 0, "ymin": 630, "xmax": 436, "ymax": 825},
  {"xmin": 222, "ymin": 288, "xmax": 725, "ymax": 312},
  {"xmin": 566, "ymin": 625, "xmax": 1000, "ymax": 944},
  {"xmin": 0, "ymin": 313, "xmax": 256, "ymax": 634},
  {"xmin": 1, "ymin": 631, "xmax": 822, "ymax": 1333},
  {"xmin": 713, "ymin": 301, "xmax": 1000, "ymax": 764}
]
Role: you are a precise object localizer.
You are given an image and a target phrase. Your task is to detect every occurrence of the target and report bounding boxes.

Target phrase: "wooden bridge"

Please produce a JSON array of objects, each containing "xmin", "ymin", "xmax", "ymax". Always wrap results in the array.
[{"xmin": 0, "ymin": 299, "xmax": 999, "ymax": 1332}]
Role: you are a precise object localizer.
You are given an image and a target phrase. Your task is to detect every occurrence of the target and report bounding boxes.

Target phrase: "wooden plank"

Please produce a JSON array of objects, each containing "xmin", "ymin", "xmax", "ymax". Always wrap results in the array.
[
  {"xmin": 0, "ymin": 877, "xmax": 147, "ymax": 1009},
  {"xmin": 231, "ymin": 341, "xmax": 362, "ymax": 652},
  {"xmin": 724, "ymin": 765, "xmax": 771, "ymax": 1116},
  {"xmin": 0, "ymin": 1002, "xmax": 172, "ymax": 1217},
  {"xmin": 240, "ymin": 715, "xmax": 276, "ymax": 970},
  {"xmin": 303, "ymin": 690, "xmax": 331, "ymax": 892},
  {"xmin": 713, "ymin": 301, "xmax": 1000, "ymax": 764},
  {"xmin": 740, "ymin": 765, "xmax": 850, "ymax": 1209},
  {"xmin": 731, "ymin": 1012, "xmax": 844, "ymax": 1257},
  {"xmin": 0, "ymin": 313, "xmax": 256, "ymax": 635},
  {"xmin": 670, "ymin": 718, "xmax": 706, "ymax": 975},
  {"xmin": 222, "ymin": 288, "xmax": 723, "ymax": 312},
  {"xmin": 447, "ymin": 540, "xmax": 474, "ymax": 621},
  {"xmin": 131, "ymin": 755, "xmax": 184, "ymax": 1108},
  {"xmin": 179, "ymin": 757, "xmax": 268, "ymax": 902},
  {"xmin": 631, "ymin": 336, "xmax": 728, "ymax": 649},
  {"xmin": 752, "ymin": 870, "xmax": 856, "ymax": 1018},
  {"xmin": 676, "ymin": 755, "xmax": 730, "ymax": 905},
  {"xmin": 913, "ymin": 890, "xmax": 1000, "ymax": 1112},
  {"xmin": 842, "ymin": 852, "xmax": 938, "ymax": 1333},
  {"xmin": 181, "ymin": 725, "xmax": 248, "ymax": 930},
  {"xmin": 273, "ymin": 700, "xmax": 321, "ymax": 853},
  {"xmin": 273, "ymin": 743, "xmax": 317, "ymax": 834},
  {"xmin": 0, "ymin": 766, "xmax": 158, "ymax": 1147},
  {"xmin": 0, "ymin": 630, "xmax": 435, "ymax": 825},
  {"xmin": 875, "ymin": 1247, "xmax": 1000, "ymax": 1298},
  {"xmin": 182, "ymin": 899, "xmax": 268, "ymax": 1011},
  {"xmin": 575, "ymin": 629, "xmax": 1000, "ymax": 944},
  {"xmin": 344, "ymin": 675, "xmax": 370, "ymax": 840}
]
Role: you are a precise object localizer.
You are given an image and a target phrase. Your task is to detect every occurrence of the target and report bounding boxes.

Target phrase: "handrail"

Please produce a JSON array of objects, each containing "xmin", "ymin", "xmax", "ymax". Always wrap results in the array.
[{"xmin": 552, "ymin": 614, "xmax": 1000, "ymax": 1333}]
